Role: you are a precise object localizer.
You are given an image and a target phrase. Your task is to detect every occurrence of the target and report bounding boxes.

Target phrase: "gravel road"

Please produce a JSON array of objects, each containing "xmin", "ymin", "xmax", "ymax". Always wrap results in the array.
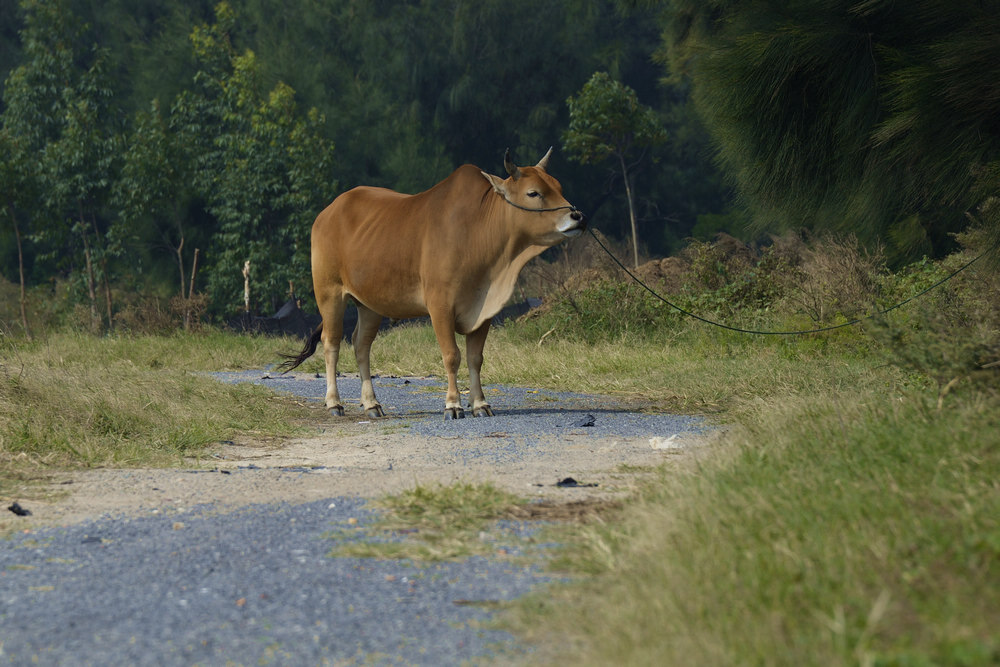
[{"xmin": 1, "ymin": 372, "xmax": 707, "ymax": 666}]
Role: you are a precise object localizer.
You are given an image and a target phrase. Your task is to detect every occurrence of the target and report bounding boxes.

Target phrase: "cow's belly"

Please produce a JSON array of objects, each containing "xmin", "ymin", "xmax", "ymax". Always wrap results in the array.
[{"xmin": 342, "ymin": 269, "xmax": 428, "ymax": 320}]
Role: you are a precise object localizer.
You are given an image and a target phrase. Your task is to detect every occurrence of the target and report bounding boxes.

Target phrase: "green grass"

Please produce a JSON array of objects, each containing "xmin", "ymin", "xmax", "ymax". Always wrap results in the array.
[
  {"xmin": 350, "ymin": 317, "xmax": 909, "ymax": 421},
  {"xmin": 0, "ymin": 330, "xmax": 314, "ymax": 476},
  {"xmin": 331, "ymin": 482, "xmax": 530, "ymax": 561},
  {"xmin": 509, "ymin": 385, "xmax": 1000, "ymax": 665}
]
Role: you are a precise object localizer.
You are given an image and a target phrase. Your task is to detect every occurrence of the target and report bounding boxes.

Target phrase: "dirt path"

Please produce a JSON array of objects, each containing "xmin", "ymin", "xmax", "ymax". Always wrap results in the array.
[{"xmin": 10, "ymin": 374, "xmax": 710, "ymax": 529}]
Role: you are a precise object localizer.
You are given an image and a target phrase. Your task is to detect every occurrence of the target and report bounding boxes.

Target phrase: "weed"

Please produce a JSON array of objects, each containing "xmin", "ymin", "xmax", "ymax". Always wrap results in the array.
[{"xmin": 331, "ymin": 482, "xmax": 530, "ymax": 561}]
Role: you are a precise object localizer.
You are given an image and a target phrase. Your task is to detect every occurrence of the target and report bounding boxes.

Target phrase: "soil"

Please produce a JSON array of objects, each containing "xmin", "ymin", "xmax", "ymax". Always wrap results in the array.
[{"xmin": 6, "ymin": 374, "xmax": 712, "ymax": 530}]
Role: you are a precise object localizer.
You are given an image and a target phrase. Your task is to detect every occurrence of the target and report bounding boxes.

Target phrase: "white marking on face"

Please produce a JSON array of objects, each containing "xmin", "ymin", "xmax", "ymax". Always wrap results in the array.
[{"xmin": 557, "ymin": 212, "xmax": 582, "ymax": 236}]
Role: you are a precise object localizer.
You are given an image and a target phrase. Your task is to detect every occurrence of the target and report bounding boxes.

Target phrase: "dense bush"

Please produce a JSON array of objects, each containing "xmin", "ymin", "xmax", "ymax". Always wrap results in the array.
[{"xmin": 517, "ymin": 230, "xmax": 999, "ymax": 397}]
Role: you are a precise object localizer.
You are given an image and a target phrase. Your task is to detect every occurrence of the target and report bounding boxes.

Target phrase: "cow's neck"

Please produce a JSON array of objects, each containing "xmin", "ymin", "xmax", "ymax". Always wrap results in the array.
[{"xmin": 461, "ymin": 211, "xmax": 547, "ymax": 333}]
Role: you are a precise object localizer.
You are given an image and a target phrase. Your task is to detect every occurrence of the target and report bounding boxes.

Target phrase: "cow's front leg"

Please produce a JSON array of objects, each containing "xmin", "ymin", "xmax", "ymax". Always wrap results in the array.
[
  {"xmin": 353, "ymin": 303, "xmax": 385, "ymax": 418},
  {"xmin": 430, "ymin": 314, "xmax": 464, "ymax": 419},
  {"xmin": 465, "ymin": 321, "xmax": 493, "ymax": 417}
]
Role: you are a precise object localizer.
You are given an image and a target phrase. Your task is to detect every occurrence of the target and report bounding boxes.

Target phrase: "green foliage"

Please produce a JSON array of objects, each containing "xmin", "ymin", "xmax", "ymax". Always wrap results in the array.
[
  {"xmin": 661, "ymin": 0, "xmax": 1000, "ymax": 261},
  {"xmin": 172, "ymin": 3, "xmax": 335, "ymax": 315},
  {"xmin": 524, "ymin": 232, "xmax": 890, "ymax": 346},
  {"xmin": 529, "ymin": 279, "xmax": 680, "ymax": 345},
  {"xmin": 564, "ymin": 71, "xmax": 666, "ymax": 166},
  {"xmin": 1, "ymin": 0, "xmax": 123, "ymax": 332},
  {"xmin": 869, "ymin": 233, "xmax": 1000, "ymax": 389},
  {"xmin": 0, "ymin": 0, "xmax": 733, "ymax": 322},
  {"xmin": 564, "ymin": 71, "xmax": 667, "ymax": 266}
]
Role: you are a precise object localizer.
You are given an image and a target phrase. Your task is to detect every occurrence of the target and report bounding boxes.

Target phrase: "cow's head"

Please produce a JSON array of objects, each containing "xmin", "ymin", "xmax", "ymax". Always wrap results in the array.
[{"xmin": 481, "ymin": 148, "xmax": 586, "ymax": 244}]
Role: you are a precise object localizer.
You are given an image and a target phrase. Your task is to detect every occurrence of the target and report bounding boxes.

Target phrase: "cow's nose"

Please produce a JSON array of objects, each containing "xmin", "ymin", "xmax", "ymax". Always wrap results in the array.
[{"xmin": 571, "ymin": 210, "xmax": 583, "ymax": 222}]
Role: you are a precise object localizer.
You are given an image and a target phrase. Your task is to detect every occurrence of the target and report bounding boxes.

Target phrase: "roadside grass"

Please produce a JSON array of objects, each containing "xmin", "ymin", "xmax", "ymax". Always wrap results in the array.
[
  {"xmin": 330, "ymin": 481, "xmax": 623, "ymax": 563},
  {"xmin": 0, "ymin": 330, "xmax": 314, "ymax": 484},
  {"xmin": 356, "ymin": 317, "xmax": 906, "ymax": 422},
  {"xmin": 509, "ymin": 384, "xmax": 1000, "ymax": 665},
  {"xmin": 483, "ymin": 235, "xmax": 1000, "ymax": 665}
]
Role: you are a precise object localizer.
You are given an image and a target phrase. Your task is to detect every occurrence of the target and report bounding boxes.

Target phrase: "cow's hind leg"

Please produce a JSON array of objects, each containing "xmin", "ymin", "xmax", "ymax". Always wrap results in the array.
[
  {"xmin": 318, "ymin": 291, "xmax": 348, "ymax": 416},
  {"xmin": 429, "ymin": 313, "xmax": 464, "ymax": 420},
  {"xmin": 352, "ymin": 303, "xmax": 385, "ymax": 418},
  {"xmin": 465, "ymin": 321, "xmax": 493, "ymax": 417}
]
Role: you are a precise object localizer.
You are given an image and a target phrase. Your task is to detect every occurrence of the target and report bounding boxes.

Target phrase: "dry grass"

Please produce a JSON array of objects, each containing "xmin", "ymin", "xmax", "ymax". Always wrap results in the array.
[{"xmin": 0, "ymin": 331, "xmax": 311, "ymax": 475}]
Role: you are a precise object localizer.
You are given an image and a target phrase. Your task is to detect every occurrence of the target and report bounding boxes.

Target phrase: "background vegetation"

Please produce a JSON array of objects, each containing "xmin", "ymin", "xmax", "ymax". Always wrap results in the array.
[
  {"xmin": 1, "ymin": 0, "xmax": 732, "ymax": 329},
  {"xmin": 5, "ymin": 0, "xmax": 996, "ymax": 334}
]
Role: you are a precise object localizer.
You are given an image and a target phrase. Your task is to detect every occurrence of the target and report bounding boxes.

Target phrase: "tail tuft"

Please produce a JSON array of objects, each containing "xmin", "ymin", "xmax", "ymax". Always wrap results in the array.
[{"xmin": 277, "ymin": 324, "xmax": 323, "ymax": 373}]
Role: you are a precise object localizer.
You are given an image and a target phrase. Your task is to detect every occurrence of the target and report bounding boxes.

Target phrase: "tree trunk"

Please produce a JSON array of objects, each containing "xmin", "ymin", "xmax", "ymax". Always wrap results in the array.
[
  {"xmin": 175, "ymin": 235, "xmax": 187, "ymax": 300},
  {"xmin": 9, "ymin": 205, "xmax": 32, "ymax": 340},
  {"xmin": 78, "ymin": 203, "xmax": 99, "ymax": 332},
  {"xmin": 91, "ymin": 213, "xmax": 113, "ymax": 332},
  {"xmin": 185, "ymin": 248, "xmax": 200, "ymax": 332},
  {"xmin": 619, "ymin": 153, "xmax": 640, "ymax": 268},
  {"xmin": 102, "ymin": 260, "xmax": 113, "ymax": 333}
]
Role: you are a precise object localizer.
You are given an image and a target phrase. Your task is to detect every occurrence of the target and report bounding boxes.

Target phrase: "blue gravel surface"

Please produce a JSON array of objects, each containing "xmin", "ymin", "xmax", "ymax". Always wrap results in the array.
[
  {"xmin": 1, "ymin": 372, "xmax": 705, "ymax": 665},
  {"xmin": 1, "ymin": 498, "xmax": 550, "ymax": 666},
  {"xmin": 214, "ymin": 370, "xmax": 707, "ymax": 440}
]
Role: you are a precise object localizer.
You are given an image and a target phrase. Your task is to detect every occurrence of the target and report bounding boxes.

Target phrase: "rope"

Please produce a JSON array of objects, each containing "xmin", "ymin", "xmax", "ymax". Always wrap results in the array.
[
  {"xmin": 588, "ymin": 228, "xmax": 995, "ymax": 336},
  {"xmin": 498, "ymin": 192, "xmax": 580, "ymax": 214}
]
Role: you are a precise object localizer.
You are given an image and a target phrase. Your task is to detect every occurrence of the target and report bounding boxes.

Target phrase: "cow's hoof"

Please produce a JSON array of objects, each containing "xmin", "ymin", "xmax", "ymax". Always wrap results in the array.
[
  {"xmin": 365, "ymin": 405, "xmax": 385, "ymax": 418},
  {"xmin": 472, "ymin": 405, "xmax": 494, "ymax": 418},
  {"xmin": 443, "ymin": 407, "xmax": 465, "ymax": 420},
  {"xmin": 329, "ymin": 405, "xmax": 345, "ymax": 416}
]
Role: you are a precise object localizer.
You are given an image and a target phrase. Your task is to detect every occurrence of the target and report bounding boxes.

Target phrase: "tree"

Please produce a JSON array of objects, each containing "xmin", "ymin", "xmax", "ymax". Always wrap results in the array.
[
  {"xmin": 1, "ymin": 0, "xmax": 118, "ymax": 332},
  {"xmin": 661, "ymin": 0, "xmax": 1000, "ymax": 260},
  {"xmin": 1, "ymin": 0, "xmax": 72, "ymax": 337},
  {"xmin": 175, "ymin": 2, "xmax": 334, "ymax": 315},
  {"xmin": 564, "ymin": 71, "xmax": 667, "ymax": 267},
  {"xmin": 0, "ymin": 127, "xmax": 33, "ymax": 338},
  {"xmin": 115, "ymin": 98, "xmax": 202, "ymax": 328},
  {"xmin": 40, "ymin": 45, "xmax": 120, "ymax": 331}
]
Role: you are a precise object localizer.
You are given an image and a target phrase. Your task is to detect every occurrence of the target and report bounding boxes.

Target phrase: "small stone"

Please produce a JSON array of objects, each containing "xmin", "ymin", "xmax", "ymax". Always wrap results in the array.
[{"xmin": 8, "ymin": 502, "xmax": 31, "ymax": 517}]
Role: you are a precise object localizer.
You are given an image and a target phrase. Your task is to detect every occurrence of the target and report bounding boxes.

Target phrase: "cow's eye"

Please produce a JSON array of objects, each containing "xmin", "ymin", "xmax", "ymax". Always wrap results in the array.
[{"xmin": 527, "ymin": 191, "xmax": 540, "ymax": 198}]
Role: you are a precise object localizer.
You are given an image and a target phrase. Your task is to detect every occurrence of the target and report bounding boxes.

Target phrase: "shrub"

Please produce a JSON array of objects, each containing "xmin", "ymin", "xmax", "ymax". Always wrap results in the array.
[
  {"xmin": 871, "ymin": 228, "xmax": 1000, "ymax": 392},
  {"xmin": 779, "ymin": 234, "xmax": 887, "ymax": 322}
]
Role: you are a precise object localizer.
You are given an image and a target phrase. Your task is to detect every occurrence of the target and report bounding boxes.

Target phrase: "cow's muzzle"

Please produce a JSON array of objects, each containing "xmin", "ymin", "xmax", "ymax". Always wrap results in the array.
[{"xmin": 560, "ymin": 209, "xmax": 587, "ymax": 237}]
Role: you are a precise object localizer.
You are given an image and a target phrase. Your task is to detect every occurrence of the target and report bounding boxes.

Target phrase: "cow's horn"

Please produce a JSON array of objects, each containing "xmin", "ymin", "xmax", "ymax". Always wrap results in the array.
[
  {"xmin": 504, "ymin": 148, "xmax": 521, "ymax": 181},
  {"xmin": 536, "ymin": 146, "xmax": 553, "ymax": 170}
]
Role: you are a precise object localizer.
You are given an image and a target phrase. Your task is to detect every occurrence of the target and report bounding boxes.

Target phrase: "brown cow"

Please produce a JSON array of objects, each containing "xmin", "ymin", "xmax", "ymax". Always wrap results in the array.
[{"xmin": 280, "ymin": 148, "xmax": 585, "ymax": 419}]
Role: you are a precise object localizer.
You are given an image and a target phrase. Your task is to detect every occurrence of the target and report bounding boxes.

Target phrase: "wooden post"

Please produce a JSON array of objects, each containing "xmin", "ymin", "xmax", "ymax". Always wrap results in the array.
[
  {"xmin": 184, "ymin": 248, "xmax": 200, "ymax": 331},
  {"xmin": 243, "ymin": 260, "xmax": 251, "ymax": 314},
  {"xmin": 9, "ymin": 207, "xmax": 32, "ymax": 340}
]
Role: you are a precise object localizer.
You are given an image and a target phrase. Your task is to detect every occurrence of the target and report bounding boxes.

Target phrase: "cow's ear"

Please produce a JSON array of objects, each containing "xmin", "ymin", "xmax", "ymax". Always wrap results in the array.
[{"xmin": 481, "ymin": 171, "xmax": 508, "ymax": 195}]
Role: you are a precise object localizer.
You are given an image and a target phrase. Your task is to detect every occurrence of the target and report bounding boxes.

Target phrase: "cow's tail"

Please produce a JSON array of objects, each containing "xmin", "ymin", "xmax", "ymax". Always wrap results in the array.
[{"xmin": 278, "ymin": 323, "xmax": 323, "ymax": 373}]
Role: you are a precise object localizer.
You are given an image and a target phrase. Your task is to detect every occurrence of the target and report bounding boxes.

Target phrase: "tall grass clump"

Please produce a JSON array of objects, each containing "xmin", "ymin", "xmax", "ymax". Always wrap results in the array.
[
  {"xmin": 0, "ymin": 330, "xmax": 313, "ymax": 472},
  {"xmin": 513, "ymin": 384, "xmax": 999, "ymax": 665}
]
